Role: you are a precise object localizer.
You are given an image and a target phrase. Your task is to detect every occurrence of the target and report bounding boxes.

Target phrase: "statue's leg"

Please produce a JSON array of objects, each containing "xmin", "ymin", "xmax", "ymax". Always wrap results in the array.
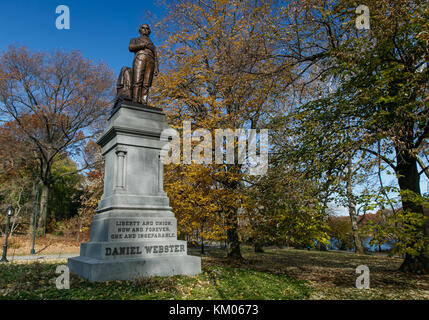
[
  {"xmin": 142, "ymin": 58, "xmax": 155, "ymax": 104},
  {"xmin": 132, "ymin": 58, "xmax": 144, "ymax": 104}
]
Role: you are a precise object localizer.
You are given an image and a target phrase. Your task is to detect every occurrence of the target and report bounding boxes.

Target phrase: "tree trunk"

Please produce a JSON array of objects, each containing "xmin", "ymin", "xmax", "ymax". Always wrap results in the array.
[
  {"xmin": 201, "ymin": 223, "xmax": 205, "ymax": 255},
  {"xmin": 29, "ymin": 182, "xmax": 39, "ymax": 236},
  {"xmin": 10, "ymin": 187, "xmax": 24, "ymax": 237},
  {"xmin": 226, "ymin": 207, "xmax": 242, "ymax": 259},
  {"xmin": 318, "ymin": 242, "xmax": 327, "ymax": 251},
  {"xmin": 227, "ymin": 227, "xmax": 242, "ymax": 259},
  {"xmin": 346, "ymin": 159, "xmax": 365, "ymax": 254},
  {"xmin": 224, "ymin": 164, "xmax": 243, "ymax": 260},
  {"xmin": 254, "ymin": 241, "xmax": 264, "ymax": 253},
  {"xmin": 396, "ymin": 149, "xmax": 429, "ymax": 274},
  {"xmin": 37, "ymin": 183, "xmax": 50, "ymax": 236}
]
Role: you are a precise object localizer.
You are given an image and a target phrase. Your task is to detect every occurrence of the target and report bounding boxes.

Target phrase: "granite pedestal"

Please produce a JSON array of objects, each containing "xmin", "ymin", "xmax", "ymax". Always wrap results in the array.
[{"xmin": 68, "ymin": 101, "xmax": 201, "ymax": 282}]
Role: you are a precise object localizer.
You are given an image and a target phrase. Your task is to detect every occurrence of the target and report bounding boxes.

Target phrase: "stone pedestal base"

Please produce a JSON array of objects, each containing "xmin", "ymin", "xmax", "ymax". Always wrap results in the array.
[
  {"xmin": 68, "ymin": 255, "xmax": 201, "ymax": 282},
  {"xmin": 67, "ymin": 101, "xmax": 201, "ymax": 282}
]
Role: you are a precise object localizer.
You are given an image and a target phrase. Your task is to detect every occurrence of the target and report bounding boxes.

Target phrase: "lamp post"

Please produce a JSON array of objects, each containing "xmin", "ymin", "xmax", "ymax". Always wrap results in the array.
[{"xmin": 1, "ymin": 206, "xmax": 14, "ymax": 262}]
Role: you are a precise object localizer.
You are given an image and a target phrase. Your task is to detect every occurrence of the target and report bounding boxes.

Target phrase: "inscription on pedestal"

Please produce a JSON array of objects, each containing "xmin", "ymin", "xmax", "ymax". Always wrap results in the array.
[
  {"xmin": 102, "ymin": 242, "xmax": 186, "ymax": 259},
  {"xmin": 108, "ymin": 218, "xmax": 177, "ymax": 241}
]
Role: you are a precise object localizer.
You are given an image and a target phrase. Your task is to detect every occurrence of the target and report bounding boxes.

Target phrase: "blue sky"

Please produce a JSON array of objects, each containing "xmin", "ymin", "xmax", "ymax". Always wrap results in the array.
[{"xmin": 0, "ymin": 0, "xmax": 165, "ymax": 75}]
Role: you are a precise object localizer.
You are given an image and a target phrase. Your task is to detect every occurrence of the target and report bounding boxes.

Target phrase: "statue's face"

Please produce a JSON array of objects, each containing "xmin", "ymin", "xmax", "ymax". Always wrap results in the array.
[{"xmin": 139, "ymin": 24, "xmax": 151, "ymax": 36}]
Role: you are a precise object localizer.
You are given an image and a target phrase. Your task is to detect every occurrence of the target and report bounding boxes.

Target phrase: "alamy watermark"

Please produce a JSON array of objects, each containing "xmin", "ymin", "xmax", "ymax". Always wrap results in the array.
[
  {"xmin": 356, "ymin": 5, "xmax": 370, "ymax": 30},
  {"xmin": 355, "ymin": 265, "xmax": 370, "ymax": 289},
  {"xmin": 160, "ymin": 121, "xmax": 268, "ymax": 176},
  {"xmin": 55, "ymin": 265, "xmax": 70, "ymax": 289},
  {"xmin": 55, "ymin": 5, "xmax": 70, "ymax": 30}
]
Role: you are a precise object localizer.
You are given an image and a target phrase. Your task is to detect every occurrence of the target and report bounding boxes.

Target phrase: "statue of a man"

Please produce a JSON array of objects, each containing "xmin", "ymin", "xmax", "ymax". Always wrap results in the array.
[{"xmin": 129, "ymin": 24, "xmax": 159, "ymax": 104}]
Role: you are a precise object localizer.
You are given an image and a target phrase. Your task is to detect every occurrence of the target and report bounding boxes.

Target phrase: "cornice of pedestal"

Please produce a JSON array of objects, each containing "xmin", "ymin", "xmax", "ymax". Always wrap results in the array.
[
  {"xmin": 110, "ymin": 99, "xmax": 164, "ymax": 120},
  {"xmin": 97, "ymin": 125, "xmax": 164, "ymax": 148},
  {"xmin": 96, "ymin": 100, "xmax": 170, "ymax": 149}
]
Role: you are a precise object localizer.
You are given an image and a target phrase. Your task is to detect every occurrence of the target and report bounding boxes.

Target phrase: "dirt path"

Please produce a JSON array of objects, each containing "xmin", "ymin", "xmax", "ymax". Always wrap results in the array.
[{"xmin": 5, "ymin": 235, "xmax": 81, "ymax": 257}]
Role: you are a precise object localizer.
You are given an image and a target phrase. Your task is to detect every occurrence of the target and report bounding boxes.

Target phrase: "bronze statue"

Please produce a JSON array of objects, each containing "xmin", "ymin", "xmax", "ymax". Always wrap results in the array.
[{"xmin": 116, "ymin": 24, "xmax": 159, "ymax": 105}]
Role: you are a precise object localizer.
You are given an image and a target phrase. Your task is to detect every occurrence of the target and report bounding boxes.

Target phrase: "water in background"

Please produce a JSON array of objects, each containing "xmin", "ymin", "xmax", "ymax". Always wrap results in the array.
[{"xmin": 327, "ymin": 237, "xmax": 396, "ymax": 252}]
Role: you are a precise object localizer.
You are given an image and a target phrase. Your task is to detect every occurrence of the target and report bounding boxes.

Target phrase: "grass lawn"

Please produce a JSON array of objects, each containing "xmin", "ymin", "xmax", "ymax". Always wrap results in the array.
[
  {"xmin": 5, "ymin": 235, "xmax": 81, "ymax": 256},
  {"xmin": 0, "ymin": 246, "xmax": 428, "ymax": 300}
]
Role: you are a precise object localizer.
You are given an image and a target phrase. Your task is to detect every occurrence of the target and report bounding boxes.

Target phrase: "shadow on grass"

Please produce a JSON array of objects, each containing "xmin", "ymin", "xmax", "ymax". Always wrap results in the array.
[{"xmin": 0, "ymin": 260, "xmax": 312, "ymax": 300}]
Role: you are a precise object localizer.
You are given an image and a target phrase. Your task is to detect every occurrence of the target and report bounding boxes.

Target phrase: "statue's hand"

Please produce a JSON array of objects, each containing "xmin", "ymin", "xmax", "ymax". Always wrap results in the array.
[
  {"xmin": 136, "ymin": 40, "xmax": 147, "ymax": 50},
  {"xmin": 129, "ymin": 38, "xmax": 146, "ymax": 51}
]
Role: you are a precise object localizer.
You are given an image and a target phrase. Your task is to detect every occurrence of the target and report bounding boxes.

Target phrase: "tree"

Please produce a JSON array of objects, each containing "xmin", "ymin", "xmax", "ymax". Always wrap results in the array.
[
  {"xmin": 0, "ymin": 46, "xmax": 114, "ymax": 235},
  {"xmin": 152, "ymin": 0, "xmax": 290, "ymax": 259},
  {"xmin": 247, "ymin": 164, "xmax": 330, "ymax": 251},
  {"xmin": 327, "ymin": 216, "xmax": 355, "ymax": 251},
  {"xmin": 0, "ymin": 173, "xmax": 34, "ymax": 237},
  {"xmin": 48, "ymin": 157, "xmax": 84, "ymax": 224},
  {"xmin": 287, "ymin": 0, "xmax": 428, "ymax": 273},
  {"xmin": 336, "ymin": 0, "xmax": 427, "ymax": 273},
  {"xmin": 65, "ymin": 140, "xmax": 105, "ymax": 241},
  {"xmin": 164, "ymin": 163, "xmax": 227, "ymax": 251},
  {"xmin": 0, "ymin": 120, "xmax": 40, "ymax": 236}
]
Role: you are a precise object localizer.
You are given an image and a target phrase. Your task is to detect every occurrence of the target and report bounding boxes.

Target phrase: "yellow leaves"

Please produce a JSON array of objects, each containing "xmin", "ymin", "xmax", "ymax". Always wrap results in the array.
[
  {"xmin": 153, "ymin": 0, "xmax": 300, "ymax": 244},
  {"xmin": 164, "ymin": 161, "xmax": 245, "ymax": 242}
]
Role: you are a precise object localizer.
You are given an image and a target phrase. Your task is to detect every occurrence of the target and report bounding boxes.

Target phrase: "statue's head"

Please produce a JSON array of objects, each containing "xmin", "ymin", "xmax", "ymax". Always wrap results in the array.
[{"xmin": 139, "ymin": 24, "xmax": 151, "ymax": 36}]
